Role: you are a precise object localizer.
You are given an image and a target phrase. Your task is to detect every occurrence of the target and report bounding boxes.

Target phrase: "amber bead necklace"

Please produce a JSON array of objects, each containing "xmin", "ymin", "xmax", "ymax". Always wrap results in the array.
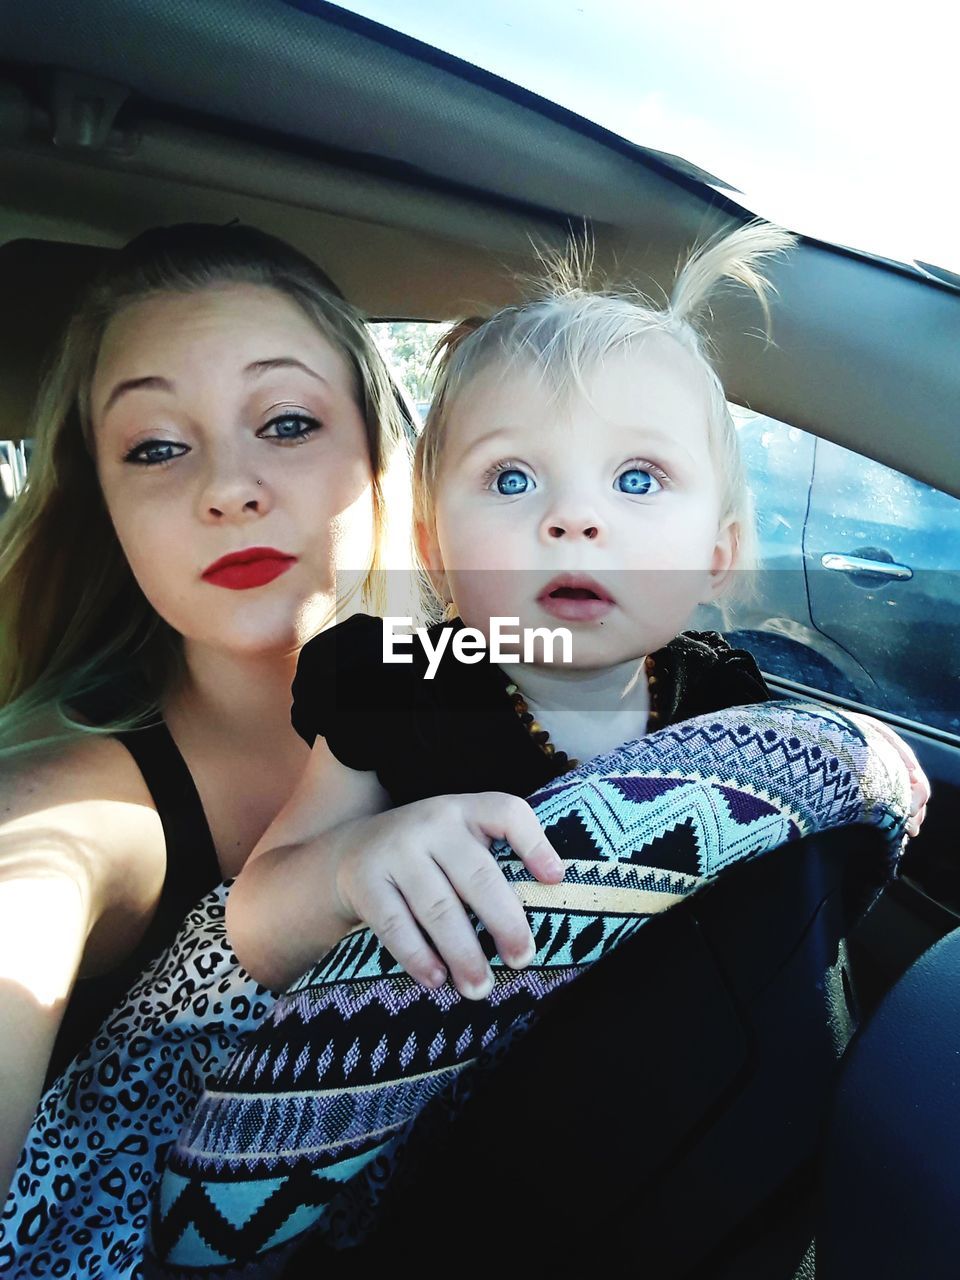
[{"xmin": 505, "ymin": 653, "xmax": 660, "ymax": 778}]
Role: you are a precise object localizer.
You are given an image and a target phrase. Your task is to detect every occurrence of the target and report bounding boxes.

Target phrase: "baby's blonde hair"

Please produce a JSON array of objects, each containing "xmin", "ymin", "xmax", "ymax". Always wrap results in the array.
[{"xmin": 414, "ymin": 220, "xmax": 797, "ymax": 584}]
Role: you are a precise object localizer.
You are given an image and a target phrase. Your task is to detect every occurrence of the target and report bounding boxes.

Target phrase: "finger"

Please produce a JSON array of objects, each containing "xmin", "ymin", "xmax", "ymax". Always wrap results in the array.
[
  {"xmin": 913, "ymin": 769, "xmax": 932, "ymax": 808},
  {"xmin": 883, "ymin": 729, "xmax": 924, "ymax": 787},
  {"xmin": 907, "ymin": 802, "xmax": 927, "ymax": 839},
  {"xmin": 471, "ymin": 794, "xmax": 565, "ymax": 884},
  {"xmin": 907, "ymin": 765, "xmax": 930, "ymax": 814},
  {"xmin": 358, "ymin": 880, "xmax": 448, "ymax": 992},
  {"xmin": 905, "ymin": 801, "xmax": 926, "ymax": 838},
  {"xmin": 392, "ymin": 860, "xmax": 495, "ymax": 1001},
  {"xmin": 438, "ymin": 837, "xmax": 537, "ymax": 971},
  {"xmin": 850, "ymin": 713, "xmax": 921, "ymax": 774}
]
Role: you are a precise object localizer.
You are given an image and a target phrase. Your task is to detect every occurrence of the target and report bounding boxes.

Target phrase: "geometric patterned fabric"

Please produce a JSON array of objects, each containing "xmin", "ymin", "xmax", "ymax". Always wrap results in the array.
[{"xmin": 150, "ymin": 701, "xmax": 909, "ymax": 1277}]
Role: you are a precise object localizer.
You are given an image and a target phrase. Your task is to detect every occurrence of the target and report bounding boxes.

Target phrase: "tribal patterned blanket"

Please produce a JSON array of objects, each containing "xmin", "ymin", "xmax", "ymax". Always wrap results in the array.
[{"xmin": 150, "ymin": 701, "xmax": 909, "ymax": 1277}]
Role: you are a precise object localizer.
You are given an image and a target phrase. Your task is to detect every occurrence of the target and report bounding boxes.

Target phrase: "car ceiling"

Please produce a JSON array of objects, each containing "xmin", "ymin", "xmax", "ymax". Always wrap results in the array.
[{"xmin": 0, "ymin": 0, "xmax": 958, "ymax": 499}]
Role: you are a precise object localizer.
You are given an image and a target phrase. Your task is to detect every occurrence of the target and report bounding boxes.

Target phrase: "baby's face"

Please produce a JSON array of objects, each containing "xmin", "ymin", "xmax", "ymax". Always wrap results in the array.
[{"xmin": 423, "ymin": 334, "xmax": 735, "ymax": 668}]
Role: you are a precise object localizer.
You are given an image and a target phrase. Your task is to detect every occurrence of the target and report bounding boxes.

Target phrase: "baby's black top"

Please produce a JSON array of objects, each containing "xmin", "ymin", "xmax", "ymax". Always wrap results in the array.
[
  {"xmin": 291, "ymin": 614, "xmax": 772, "ymax": 805},
  {"xmin": 45, "ymin": 717, "xmax": 221, "ymax": 1086}
]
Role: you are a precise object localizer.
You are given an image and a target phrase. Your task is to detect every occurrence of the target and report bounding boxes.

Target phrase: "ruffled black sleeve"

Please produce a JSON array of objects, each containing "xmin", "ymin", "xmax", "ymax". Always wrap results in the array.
[
  {"xmin": 290, "ymin": 613, "xmax": 402, "ymax": 772},
  {"xmin": 290, "ymin": 615, "xmax": 557, "ymax": 804},
  {"xmin": 654, "ymin": 630, "xmax": 772, "ymax": 726}
]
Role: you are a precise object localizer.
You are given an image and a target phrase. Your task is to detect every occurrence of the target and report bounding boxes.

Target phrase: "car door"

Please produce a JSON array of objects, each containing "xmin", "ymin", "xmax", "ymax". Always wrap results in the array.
[
  {"xmin": 697, "ymin": 413, "xmax": 878, "ymax": 702},
  {"xmin": 803, "ymin": 439, "xmax": 960, "ymax": 735}
]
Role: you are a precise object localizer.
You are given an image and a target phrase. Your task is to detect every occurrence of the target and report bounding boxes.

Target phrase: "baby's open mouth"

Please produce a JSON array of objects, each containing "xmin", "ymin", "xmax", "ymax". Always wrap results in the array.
[
  {"xmin": 537, "ymin": 575, "xmax": 617, "ymax": 614},
  {"xmin": 549, "ymin": 586, "xmax": 602, "ymax": 600},
  {"xmin": 540, "ymin": 575, "xmax": 614, "ymax": 600}
]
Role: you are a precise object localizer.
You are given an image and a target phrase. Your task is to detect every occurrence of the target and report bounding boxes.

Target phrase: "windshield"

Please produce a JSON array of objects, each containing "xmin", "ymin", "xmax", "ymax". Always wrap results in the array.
[{"xmin": 333, "ymin": 0, "xmax": 958, "ymax": 278}]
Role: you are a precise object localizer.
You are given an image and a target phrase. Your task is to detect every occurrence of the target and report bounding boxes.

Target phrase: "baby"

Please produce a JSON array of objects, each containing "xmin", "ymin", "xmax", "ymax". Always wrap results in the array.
[{"xmin": 227, "ymin": 221, "xmax": 927, "ymax": 1001}]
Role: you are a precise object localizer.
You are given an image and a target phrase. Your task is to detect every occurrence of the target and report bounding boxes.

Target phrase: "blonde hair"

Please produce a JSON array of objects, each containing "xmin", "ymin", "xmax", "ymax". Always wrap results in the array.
[
  {"xmin": 0, "ymin": 223, "xmax": 410, "ymax": 754},
  {"xmin": 414, "ymin": 220, "xmax": 797, "ymax": 589}
]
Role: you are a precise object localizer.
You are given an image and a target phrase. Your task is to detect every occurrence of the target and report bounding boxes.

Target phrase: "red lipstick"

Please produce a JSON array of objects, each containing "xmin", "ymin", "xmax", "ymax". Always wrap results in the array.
[
  {"xmin": 201, "ymin": 547, "xmax": 297, "ymax": 591},
  {"xmin": 537, "ymin": 573, "xmax": 616, "ymax": 622}
]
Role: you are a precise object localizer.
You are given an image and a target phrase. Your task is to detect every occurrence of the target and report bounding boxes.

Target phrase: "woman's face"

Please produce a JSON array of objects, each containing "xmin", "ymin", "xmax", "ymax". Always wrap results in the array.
[{"xmin": 91, "ymin": 283, "xmax": 376, "ymax": 658}]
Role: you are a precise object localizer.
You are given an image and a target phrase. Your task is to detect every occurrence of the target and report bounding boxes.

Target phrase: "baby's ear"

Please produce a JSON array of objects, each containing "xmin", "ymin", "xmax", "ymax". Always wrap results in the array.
[
  {"xmin": 415, "ymin": 519, "xmax": 451, "ymax": 604},
  {"xmin": 702, "ymin": 519, "xmax": 738, "ymax": 602}
]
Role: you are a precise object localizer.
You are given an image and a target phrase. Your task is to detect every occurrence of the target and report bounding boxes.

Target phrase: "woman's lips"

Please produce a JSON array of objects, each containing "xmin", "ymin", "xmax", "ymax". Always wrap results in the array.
[
  {"xmin": 537, "ymin": 576, "xmax": 616, "ymax": 622},
  {"xmin": 201, "ymin": 547, "xmax": 297, "ymax": 591}
]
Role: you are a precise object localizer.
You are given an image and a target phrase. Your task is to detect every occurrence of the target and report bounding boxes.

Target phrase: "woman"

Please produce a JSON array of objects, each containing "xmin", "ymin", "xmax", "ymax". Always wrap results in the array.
[{"xmin": 0, "ymin": 222, "xmax": 410, "ymax": 1228}]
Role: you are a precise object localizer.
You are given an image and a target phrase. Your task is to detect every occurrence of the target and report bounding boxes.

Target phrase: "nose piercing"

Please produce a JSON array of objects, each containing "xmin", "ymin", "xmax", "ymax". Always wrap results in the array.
[{"xmin": 256, "ymin": 479, "xmax": 263, "ymax": 486}]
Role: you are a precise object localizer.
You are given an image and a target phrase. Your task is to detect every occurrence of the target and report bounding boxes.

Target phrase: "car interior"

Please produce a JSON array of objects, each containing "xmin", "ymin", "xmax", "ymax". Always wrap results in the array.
[{"xmin": 1, "ymin": 1, "xmax": 958, "ymax": 1275}]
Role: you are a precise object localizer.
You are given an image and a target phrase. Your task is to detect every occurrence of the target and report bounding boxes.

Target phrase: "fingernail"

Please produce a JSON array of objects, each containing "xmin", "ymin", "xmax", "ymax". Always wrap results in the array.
[
  {"xmin": 508, "ymin": 941, "xmax": 536, "ymax": 969},
  {"xmin": 463, "ymin": 970, "xmax": 495, "ymax": 1001}
]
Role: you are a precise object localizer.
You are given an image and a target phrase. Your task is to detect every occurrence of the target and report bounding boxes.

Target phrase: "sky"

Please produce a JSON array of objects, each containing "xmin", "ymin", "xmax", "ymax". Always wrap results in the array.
[{"xmin": 333, "ymin": 0, "xmax": 958, "ymax": 275}]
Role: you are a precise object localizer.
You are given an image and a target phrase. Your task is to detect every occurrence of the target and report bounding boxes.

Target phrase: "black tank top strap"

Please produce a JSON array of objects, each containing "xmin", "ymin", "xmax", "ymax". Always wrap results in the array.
[
  {"xmin": 113, "ymin": 718, "xmax": 221, "ymax": 917},
  {"xmin": 45, "ymin": 719, "xmax": 222, "ymax": 1087}
]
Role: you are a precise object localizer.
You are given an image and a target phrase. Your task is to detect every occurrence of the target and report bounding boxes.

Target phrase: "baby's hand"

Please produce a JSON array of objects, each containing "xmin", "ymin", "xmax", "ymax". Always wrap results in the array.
[
  {"xmin": 845, "ymin": 712, "xmax": 930, "ymax": 838},
  {"xmin": 332, "ymin": 793, "xmax": 564, "ymax": 1000}
]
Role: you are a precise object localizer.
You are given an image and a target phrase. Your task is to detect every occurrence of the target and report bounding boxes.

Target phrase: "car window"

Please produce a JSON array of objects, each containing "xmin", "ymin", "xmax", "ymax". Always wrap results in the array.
[
  {"xmin": 0, "ymin": 439, "xmax": 29, "ymax": 515},
  {"xmin": 369, "ymin": 321, "xmax": 446, "ymax": 427},
  {"xmin": 697, "ymin": 411, "xmax": 960, "ymax": 738}
]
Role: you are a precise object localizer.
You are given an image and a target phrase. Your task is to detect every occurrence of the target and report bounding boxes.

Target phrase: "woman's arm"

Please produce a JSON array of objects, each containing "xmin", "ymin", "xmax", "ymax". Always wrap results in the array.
[
  {"xmin": 227, "ymin": 742, "xmax": 563, "ymax": 997},
  {"xmin": 0, "ymin": 736, "xmax": 165, "ymax": 1201}
]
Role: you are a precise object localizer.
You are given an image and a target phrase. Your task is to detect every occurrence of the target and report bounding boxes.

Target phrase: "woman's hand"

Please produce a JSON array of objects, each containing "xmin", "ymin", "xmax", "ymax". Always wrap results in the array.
[
  {"xmin": 332, "ymin": 793, "xmax": 564, "ymax": 1000},
  {"xmin": 845, "ymin": 712, "xmax": 931, "ymax": 838}
]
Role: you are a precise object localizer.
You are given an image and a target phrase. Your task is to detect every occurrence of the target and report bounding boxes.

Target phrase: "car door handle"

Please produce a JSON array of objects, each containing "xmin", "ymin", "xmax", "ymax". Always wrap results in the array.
[{"xmin": 820, "ymin": 553, "xmax": 913, "ymax": 581}]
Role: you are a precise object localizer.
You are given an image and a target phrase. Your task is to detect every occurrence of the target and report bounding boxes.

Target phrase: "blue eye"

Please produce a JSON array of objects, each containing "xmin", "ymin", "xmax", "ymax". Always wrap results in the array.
[
  {"xmin": 124, "ymin": 440, "xmax": 189, "ymax": 467},
  {"xmin": 495, "ymin": 468, "xmax": 533, "ymax": 495},
  {"xmin": 617, "ymin": 467, "xmax": 662, "ymax": 496},
  {"xmin": 259, "ymin": 414, "xmax": 320, "ymax": 442}
]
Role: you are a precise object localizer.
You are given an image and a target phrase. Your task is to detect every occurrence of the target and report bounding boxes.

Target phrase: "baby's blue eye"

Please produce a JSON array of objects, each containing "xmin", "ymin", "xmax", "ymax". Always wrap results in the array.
[
  {"xmin": 495, "ymin": 468, "xmax": 532, "ymax": 495},
  {"xmin": 617, "ymin": 467, "xmax": 661, "ymax": 496}
]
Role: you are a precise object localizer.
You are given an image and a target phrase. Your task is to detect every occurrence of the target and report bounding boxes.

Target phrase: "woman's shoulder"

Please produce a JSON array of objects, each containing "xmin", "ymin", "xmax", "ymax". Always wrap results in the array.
[
  {"xmin": 0, "ymin": 732, "xmax": 166, "ymax": 967},
  {"xmin": 0, "ymin": 728, "xmax": 155, "ymax": 813}
]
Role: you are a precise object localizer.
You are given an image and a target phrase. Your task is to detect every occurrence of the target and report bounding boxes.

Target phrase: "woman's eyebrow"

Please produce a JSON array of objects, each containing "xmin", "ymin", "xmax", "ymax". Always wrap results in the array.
[
  {"xmin": 245, "ymin": 357, "xmax": 328, "ymax": 384},
  {"xmin": 101, "ymin": 358, "xmax": 328, "ymax": 419},
  {"xmin": 102, "ymin": 375, "xmax": 172, "ymax": 418}
]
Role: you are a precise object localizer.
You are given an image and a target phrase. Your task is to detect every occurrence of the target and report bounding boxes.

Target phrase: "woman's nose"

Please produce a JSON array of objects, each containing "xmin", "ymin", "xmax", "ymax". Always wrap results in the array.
[{"xmin": 199, "ymin": 463, "xmax": 270, "ymax": 522}]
